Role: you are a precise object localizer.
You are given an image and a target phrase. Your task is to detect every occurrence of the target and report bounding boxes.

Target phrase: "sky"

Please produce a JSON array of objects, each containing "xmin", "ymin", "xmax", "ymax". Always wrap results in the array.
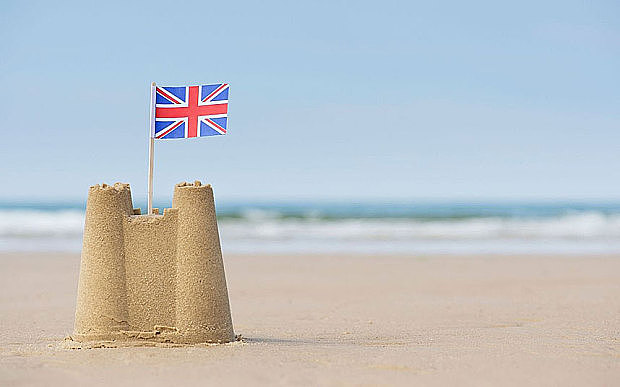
[{"xmin": 0, "ymin": 0, "xmax": 619, "ymax": 202}]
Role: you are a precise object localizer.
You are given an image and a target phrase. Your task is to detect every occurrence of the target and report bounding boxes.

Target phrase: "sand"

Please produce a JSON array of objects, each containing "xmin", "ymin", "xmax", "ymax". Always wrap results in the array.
[{"xmin": 1, "ymin": 252, "xmax": 619, "ymax": 386}]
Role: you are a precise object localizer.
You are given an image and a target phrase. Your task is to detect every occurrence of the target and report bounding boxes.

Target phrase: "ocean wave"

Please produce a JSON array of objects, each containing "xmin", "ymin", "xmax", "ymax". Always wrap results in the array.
[
  {"xmin": 1, "ymin": 209, "xmax": 619, "ymax": 241},
  {"xmin": 218, "ymin": 211, "xmax": 620, "ymax": 241},
  {"xmin": 0, "ymin": 210, "xmax": 84, "ymax": 238}
]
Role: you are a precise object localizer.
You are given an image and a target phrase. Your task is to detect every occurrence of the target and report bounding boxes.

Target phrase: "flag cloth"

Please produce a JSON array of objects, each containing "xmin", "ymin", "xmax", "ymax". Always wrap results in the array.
[{"xmin": 153, "ymin": 83, "xmax": 229, "ymax": 139}]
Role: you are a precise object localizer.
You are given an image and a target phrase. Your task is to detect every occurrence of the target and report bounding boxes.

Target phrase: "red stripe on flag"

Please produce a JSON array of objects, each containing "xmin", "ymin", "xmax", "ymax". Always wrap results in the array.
[
  {"xmin": 155, "ymin": 104, "xmax": 227, "ymax": 118},
  {"xmin": 187, "ymin": 86, "xmax": 199, "ymax": 137}
]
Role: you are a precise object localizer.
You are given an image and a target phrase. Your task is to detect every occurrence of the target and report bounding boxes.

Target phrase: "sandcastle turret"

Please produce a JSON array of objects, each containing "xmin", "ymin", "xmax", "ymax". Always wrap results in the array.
[
  {"xmin": 73, "ymin": 181, "xmax": 235, "ymax": 344},
  {"xmin": 173, "ymin": 182, "xmax": 234, "ymax": 343},
  {"xmin": 75, "ymin": 183, "xmax": 133, "ymax": 339}
]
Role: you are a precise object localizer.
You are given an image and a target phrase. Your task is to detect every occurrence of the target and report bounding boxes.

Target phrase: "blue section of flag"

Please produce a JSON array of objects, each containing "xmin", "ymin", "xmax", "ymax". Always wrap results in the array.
[
  {"xmin": 200, "ymin": 121, "xmax": 223, "ymax": 136},
  {"xmin": 164, "ymin": 87, "xmax": 186, "ymax": 100},
  {"xmin": 155, "ymin": 120, "xmax": 174, "ymax": 131},
  {"xmin": 201, "ymin": 84, "xmax": 219, "ymax": 99},
  {"xmin": 211, "ymin": 117, "xmax": 227, "ymax": 129},
  {"xmin": 162, "ymin": 123, "xmax": 185, "ymax": 138},
  {"xmin": 212, "ymin": 88, "xmax": 228, "ymax": 101},
  {"xmin": 155, "ymin": 120, "xmax": 185, "ymax": 139},
  {"xmin": 156, "ymin": 94, "xmax": 173, "ymax": 104},
  {"xmin": 156, "ymin": 87, "xmax": 187, "ymax": 104}
]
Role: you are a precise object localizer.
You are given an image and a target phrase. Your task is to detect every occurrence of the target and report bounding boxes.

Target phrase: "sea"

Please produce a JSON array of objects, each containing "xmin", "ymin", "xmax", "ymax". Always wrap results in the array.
[{"xmin": 1, "ymin": 201, "xmax": 620, "ymax": 254}]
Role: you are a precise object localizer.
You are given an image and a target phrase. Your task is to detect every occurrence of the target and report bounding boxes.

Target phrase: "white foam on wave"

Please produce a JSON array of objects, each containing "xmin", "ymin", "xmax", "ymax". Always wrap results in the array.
[
  {"xmin": 1, "ymin": 209, "xmax": 620, "ymax": 253},
  {"xmin": 218, "ymin": 211, "xmax": 620, "ymax": 241},
  {"xmin": 0, "ymin": 210, "xmax": 84, "ymax": 237}
]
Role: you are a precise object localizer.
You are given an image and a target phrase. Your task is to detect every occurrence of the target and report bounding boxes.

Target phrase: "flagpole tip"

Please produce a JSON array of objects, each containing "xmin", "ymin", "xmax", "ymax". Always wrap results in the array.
[{"xmin": 151, "ymin": 81, "xmax": 156, "ymax": 86}]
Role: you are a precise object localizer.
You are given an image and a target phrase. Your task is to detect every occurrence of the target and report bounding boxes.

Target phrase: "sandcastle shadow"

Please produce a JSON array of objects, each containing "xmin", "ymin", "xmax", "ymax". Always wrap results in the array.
[{"xmin": 242, "ymin": 337, "xmax": 343, "ymax": 345}]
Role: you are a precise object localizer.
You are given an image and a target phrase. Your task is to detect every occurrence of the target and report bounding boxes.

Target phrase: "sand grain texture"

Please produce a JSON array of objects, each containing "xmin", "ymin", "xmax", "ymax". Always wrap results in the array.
[{"xmin": 0, "ymin": 253, "xmax": 619, "ymax": 386}]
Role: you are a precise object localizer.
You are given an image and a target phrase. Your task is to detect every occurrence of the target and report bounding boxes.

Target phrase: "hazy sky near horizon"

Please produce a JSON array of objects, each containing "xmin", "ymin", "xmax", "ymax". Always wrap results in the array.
[{"xmin": 1, "ymin": 0, "xmax": 619, "ymax": 201}]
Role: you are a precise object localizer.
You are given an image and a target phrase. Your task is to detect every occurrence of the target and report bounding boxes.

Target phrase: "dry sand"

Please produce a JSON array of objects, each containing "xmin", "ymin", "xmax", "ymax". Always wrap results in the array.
[{"xmin": 0, "ymin": 252, "xmax": 619, "ymax": 386}]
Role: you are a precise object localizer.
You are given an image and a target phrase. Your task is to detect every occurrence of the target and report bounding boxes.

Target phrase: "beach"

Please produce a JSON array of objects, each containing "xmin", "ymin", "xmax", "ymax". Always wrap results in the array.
[
  {"xmin": 3, "ymin": 0, "xmax": 619, "ymax": 385},
  {"xmin": 1, "ymin": 252, "xmax": 618, "ymax": 386}
]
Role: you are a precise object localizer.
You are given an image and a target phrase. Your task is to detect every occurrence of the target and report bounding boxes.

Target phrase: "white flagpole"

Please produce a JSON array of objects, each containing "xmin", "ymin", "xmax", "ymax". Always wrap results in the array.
[{"xmin": 147, "ymin": 82, "xmax": 156, "ymax": 215}]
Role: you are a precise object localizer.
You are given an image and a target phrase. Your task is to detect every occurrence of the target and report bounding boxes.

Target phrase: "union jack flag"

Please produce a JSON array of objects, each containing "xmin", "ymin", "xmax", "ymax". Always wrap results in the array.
[{"xmin": 153, "ymin": 83, "xmax": 229, "ymax": 139}]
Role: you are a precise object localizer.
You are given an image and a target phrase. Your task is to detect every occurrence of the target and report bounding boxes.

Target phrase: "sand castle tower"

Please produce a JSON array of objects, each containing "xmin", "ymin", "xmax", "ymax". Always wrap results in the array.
[{"xmin": 73, "ymin": 181, "xmax": 235, "ymax": 344}]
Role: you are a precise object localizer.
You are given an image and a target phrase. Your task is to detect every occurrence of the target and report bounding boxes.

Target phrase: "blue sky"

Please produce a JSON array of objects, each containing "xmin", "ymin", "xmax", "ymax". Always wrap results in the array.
[{"xmin": 0, "ymin": 0, "xmax": 618, "ymax": 201}]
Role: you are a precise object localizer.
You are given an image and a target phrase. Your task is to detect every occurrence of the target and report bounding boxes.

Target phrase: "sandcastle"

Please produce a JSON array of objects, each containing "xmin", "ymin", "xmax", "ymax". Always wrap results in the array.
[{"xmin": 73, "ymin": 181, "xmax": 235, "ymax": 344}]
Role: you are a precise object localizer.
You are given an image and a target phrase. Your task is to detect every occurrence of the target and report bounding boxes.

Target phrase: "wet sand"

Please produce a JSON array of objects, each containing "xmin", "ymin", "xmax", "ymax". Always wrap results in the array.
[{"xmin": 0, "ymin": 252, "xmax": 618, "ymax": 386}]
